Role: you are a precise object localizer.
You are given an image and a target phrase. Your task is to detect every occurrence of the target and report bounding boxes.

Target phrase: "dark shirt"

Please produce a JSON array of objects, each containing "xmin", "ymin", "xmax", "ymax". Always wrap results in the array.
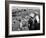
[{"xmin": 28, "ymin": 18, "xmax": 40, "ymax": 30}]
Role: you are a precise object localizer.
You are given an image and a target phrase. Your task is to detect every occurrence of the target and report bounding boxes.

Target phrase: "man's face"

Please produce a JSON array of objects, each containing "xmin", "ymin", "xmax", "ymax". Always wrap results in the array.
[{"xmin": 29, "ymin": 13, "xmax": 35, "ymax": 18}]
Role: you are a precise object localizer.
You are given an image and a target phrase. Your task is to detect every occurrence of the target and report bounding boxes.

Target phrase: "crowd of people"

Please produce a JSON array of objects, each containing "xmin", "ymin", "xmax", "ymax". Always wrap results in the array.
[{"xmin": 12, "ymin": 8, "xmax": 40, "ymax": 31}]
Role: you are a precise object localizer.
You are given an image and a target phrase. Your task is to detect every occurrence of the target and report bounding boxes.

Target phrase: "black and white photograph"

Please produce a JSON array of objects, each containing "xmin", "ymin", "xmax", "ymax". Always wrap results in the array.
[
  {"xmin": 9, "ymin": 4, "xmax": 43, "ymax": 35},
  {"xmin": 12, "ymin": 7, "xmax": 40, "ymax": 31},
  {"xmin": 5, "ymin": 1, "xmax": 45, "ymax": 37}
]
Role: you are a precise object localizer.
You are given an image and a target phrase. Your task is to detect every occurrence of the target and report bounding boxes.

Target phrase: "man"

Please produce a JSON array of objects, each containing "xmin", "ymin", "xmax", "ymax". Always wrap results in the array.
[
  {"xmin": 28, "ymin": 13, "xmax": 40, "ymax": 30},
  {"xmin": 34, "ymin": 15, "xmax": 40, "ymax": 30},
  {"xmin": 28, "ymin": 13, "xmax": 35, "ymax": 30}
]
